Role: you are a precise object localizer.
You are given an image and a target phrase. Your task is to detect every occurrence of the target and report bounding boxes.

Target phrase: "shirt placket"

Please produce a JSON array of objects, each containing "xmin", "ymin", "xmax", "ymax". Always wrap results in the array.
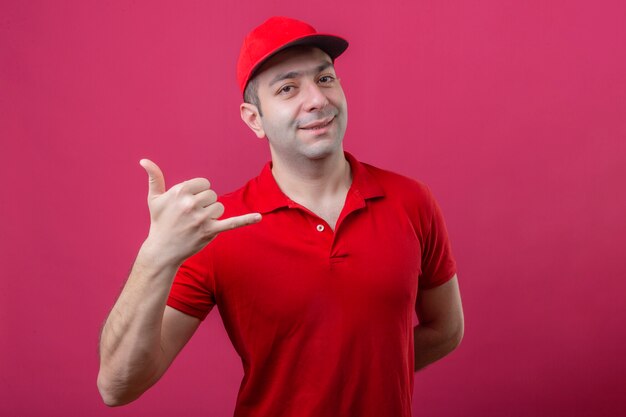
[{"xmin": 330, "ymin": 189, "xmax": 366, "ymax": 263}]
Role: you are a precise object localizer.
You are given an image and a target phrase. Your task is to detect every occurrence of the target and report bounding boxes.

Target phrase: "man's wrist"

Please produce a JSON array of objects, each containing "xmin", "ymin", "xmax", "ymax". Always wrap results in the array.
[{"xmin": 137, "ymin": 238, "xmax": 183, "ymax": 274}]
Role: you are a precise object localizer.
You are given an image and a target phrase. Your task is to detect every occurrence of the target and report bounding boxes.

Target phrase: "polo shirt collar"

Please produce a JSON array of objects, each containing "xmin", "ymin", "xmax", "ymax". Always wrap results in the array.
[{"xmin": 250, "ymin": 151, "xmax": 385, "ymax": 214}]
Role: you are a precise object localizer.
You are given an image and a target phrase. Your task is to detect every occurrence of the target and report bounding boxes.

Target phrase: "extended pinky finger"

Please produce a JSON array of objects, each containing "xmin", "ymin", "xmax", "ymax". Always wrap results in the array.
[{"xmin": 212, "ymin": 213, "xmax": 262, "ymax": 233}]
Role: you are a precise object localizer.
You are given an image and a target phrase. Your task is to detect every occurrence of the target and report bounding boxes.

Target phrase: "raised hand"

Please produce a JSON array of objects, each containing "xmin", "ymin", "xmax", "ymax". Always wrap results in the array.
[{"xmin": 139, "ymin": 159, "xmax": 261, "ymax": 266}]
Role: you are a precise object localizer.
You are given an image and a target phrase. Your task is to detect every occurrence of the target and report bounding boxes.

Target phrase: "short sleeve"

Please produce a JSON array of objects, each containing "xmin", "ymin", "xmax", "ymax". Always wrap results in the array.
[
  {"xmin": 167, "ymin": 246, "xmax": 216, "ymax": 321},
  {"xmin": 419, "ymin": 188, "xmax": 457, "ymax": 290}
]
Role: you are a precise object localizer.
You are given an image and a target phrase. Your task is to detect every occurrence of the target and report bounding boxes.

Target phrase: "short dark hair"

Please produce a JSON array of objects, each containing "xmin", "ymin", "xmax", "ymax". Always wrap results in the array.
[{"xmin": 243, "ymin": 76, "xmax": 263, "ymax": 116}]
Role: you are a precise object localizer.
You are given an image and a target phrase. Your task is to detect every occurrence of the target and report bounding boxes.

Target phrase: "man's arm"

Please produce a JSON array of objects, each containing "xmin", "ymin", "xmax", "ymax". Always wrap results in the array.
[
  {"xmin": 414, "ymin": 274, "xmax": 464, "ymax": 371},
  {"xmin": 97, "ymin": 159, "xmax": 261, "ymax": 406},
  {"xmin": 97, "ymin": 247, "xmax": 200, "ymax": 406}
]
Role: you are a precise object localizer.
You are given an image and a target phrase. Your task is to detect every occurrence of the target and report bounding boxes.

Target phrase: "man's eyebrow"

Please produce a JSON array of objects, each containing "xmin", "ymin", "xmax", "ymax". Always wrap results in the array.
[{"xmin": 268, "ymin": 61, "xmax": 334, "ymax": 87}]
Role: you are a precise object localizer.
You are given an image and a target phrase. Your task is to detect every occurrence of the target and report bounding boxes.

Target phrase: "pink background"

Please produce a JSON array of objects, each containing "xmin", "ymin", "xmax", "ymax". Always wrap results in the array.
[{"xmin": 2, "ymin": 1, "xmax": 625, "ymax": 416}]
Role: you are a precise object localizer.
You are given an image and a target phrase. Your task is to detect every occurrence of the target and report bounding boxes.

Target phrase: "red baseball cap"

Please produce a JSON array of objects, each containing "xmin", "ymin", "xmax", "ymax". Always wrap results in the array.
[{"xmin": 236, "ymin": 16, "xmax": 349, "ymax": 95}]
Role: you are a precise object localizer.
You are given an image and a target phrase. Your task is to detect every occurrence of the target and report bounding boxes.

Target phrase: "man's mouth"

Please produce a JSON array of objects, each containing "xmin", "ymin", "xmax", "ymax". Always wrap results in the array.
[{"xmin": 298, "ymin": 116, "xmax": 334, "ymax": 130}]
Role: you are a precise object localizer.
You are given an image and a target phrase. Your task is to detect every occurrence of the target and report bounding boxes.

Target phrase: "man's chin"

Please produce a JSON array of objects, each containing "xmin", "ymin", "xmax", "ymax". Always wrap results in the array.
[{"xmin": 300, "ymin": 141, "xmax": 344, "ymax": 161}]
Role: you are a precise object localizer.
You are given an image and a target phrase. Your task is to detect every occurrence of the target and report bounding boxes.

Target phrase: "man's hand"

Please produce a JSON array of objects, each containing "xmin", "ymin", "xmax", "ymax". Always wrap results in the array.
[{"xmin": 139, "ymin": 159, "xmax": 262, "ymax": 266}]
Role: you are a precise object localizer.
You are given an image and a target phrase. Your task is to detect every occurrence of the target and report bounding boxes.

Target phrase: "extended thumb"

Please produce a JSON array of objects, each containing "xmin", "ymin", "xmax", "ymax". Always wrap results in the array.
[{"xmin": 139, "ymin": 158, "xmax": 166, "ymax": 197}]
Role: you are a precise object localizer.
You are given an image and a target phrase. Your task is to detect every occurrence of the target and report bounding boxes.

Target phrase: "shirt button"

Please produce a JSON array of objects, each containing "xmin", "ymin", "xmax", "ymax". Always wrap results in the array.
[{"xmin": 316, "ymin": 224, "xmax": 325, "ymax": 232}]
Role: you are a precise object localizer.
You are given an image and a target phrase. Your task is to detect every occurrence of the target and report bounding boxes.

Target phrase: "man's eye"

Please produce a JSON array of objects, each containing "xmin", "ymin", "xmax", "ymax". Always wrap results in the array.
[
  {"xmin": 318, "ymin": 75, "xmax": 335, "ymax": 84},
  {"xmin": 278, "ymin": 85, "xmax": 294, "ymax": 94}
]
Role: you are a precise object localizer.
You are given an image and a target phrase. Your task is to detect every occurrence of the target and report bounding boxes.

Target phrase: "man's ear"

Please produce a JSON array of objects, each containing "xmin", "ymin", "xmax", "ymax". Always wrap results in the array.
[{"xmin": 240, "ymin": 103, "xmax": 265, "ymax": 139}]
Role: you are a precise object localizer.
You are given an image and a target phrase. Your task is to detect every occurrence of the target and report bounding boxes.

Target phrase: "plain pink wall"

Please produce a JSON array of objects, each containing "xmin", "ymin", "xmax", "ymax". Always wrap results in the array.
[{"xmin": 1, "ymin": 1, "xmax": 625, "ymax": 416}]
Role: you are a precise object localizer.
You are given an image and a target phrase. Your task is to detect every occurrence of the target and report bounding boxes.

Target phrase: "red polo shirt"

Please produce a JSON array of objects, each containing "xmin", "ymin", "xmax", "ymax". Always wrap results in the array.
[{"xmin": 167, "ymin": 152, "xmax": 457, "ymax": 417}]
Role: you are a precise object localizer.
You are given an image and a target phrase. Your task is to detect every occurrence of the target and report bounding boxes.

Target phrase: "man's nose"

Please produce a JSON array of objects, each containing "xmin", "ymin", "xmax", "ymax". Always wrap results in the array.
[{"xmin": 302, "ymin": 81, "xmax": 329, "ymax": 112}]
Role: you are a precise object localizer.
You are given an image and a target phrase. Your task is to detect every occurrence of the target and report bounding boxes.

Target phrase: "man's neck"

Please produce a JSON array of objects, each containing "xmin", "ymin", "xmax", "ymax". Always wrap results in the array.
[{"xmin": 270, "ymin": 149, "xmax": 352, "ymax": 205}]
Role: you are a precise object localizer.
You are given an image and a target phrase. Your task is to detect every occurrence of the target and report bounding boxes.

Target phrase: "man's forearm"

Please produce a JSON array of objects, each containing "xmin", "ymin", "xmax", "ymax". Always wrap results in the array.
[
  {"xmin": 98, "ymin": 242, "xmax": 179, "ymax": 405},
  {"xmin": 413, "ymin": 323, "xmax": 463, "ymax": 371}
]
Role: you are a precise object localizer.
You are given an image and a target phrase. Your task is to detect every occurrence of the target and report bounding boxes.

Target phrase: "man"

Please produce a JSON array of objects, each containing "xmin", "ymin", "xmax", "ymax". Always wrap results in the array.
[{"xmin": 98, "ymin": 16, "xmax": 464, "ymax": 417}]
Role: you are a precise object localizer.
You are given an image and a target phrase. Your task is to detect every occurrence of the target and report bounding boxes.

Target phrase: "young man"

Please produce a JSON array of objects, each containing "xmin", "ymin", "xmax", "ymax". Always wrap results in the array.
[{"xmin": 98, "ymin": 16, "xmax": 464, "ymax": 417}]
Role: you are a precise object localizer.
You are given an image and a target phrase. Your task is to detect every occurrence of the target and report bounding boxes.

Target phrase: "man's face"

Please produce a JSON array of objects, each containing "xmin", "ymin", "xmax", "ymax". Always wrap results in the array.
[{"xmin": 249, "ymin": 46, "xmax": 348, "ymax": 163}]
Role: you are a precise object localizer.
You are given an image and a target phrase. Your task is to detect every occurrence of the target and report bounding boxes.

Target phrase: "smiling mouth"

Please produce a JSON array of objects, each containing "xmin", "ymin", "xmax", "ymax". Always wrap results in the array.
[{"xmin": 299, "ymin": 116, "xmax": 334, "ymax": 130}]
